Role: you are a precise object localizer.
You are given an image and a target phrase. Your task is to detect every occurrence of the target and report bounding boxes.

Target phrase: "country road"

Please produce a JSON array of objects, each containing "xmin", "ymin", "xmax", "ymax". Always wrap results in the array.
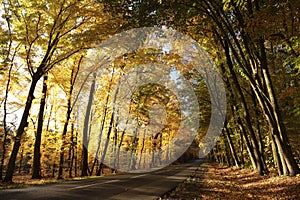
[{"xmin": 0, "ymin": 160, "xmax": 203, "ymax": 200}]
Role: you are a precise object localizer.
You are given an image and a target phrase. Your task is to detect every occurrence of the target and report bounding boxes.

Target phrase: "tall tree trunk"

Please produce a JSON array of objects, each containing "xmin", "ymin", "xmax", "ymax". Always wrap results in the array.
[
  {"xmin": 98, "ymin": 99, "xmax": 120, "ymax": 175},
  {"xmin": 216, "ymin": 0, "xmax": 299, "ymax": 176},
  {"xmin": 258, "ymin": 38, "xmax": 300, "ymax": 176},
  {"xmin": 111, "ymin": 113, "xmax": 119, "ymax": 173},
  {"xmin": 0, "ymin": 54, "xmax": 15, "ymax": 180},
  {"xmin": 81, "ymin": 74, "xmax": 96, "ymax": 177},
  {"xmin": 271, "ymin": 133, "xmax": 283, "ymax": 175},
  {"xmin": 138, "ymin": 129, "xmax": 146, "ymax": 169},
  {"xmin": 0, "ymin": 120, "xmax": 9, "ymax": 181},
  {"xmin": 90, "ymin": 98, "xmax": 108, "ymax": 175},
  {"xmin": 97, "ymin": 71, "xmax": 120, "ymax": 176},
  {"xmin": 57, "ymin": 98, "xmax": 72, "ymax": 179},
  {"xmin": 223, "ymin": 41, "xmax": 266, "ymax": 175},
  {"xmin": 74, "ymin": 130, "xmax": 78, "ymax": 177},
  {"xmin": 219, "ymin": 60, "xmax": 259, "ymax": 172},
  {"xmin": 251, "ymin": 88, "xmax": 268, "ymax": 173},
  {"xmin": 97, "ymin": 113, "xmax": 115, "ymax": 176},
  {"xmin": 32, "ymin": 74, "xmax": 48, "ymax": 179},
  {"xmin": 51, "ymin": 163, "xmax": 56, "ymax": 178},
  {"xmin": 224, "ymin": 126, "xmax": 240, "ymax": 167},
  {"xmin": 57, "ymin": 58, "xmax": 81, "ymax": 179},
  {"xmin": 91, "ymin": 69, "xmax": 116, "ymax": 175},
  {"xmin": 0, "ymin": 1, "xmax": 15, "ymax": 181},
  {"xmin": 129, "ymin": 132, "xmax": 139, "ymax": 170},
  {"xmin": 223, "ymin": 136, "xmax": 232, "ymax": 166},
  {"xmin": 239, "ymin": 131, "xmax": 245, "ymax": 165},
  {"xmin": 114, "ymin": 119, "xmax": 128, "ymax": 171},
  {"xmin": 69, "ymin": 122, "xmax": 75, "ymax": 178},
  {"xmin": 3, "ymin": 75, "xmax": 40, "ymax": 182},
  {"xmin": 67, "ymin": 142, "xmax": 72, "ymax": 178}
]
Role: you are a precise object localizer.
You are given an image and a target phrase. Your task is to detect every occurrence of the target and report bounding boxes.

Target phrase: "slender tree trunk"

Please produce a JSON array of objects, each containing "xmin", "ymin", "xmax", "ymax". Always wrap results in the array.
[
  {"xmin": 92, "ymin": 69, "xmax": 115, "ymax": 175},
  {"xmin": 3, "ymin": 75, "xmax": 40, "ymax": 182},
  {"xmin": 51, "ymin": 163, "xmax": 56, "ymax": 178},
  {"xmin": 129, "ymin": 132, "xmax": 139, "ymax": 170},
  {"xmin": 271, "ymin": 133, "xmax": 283, "ymax": 175},
  {"xmin": 69, "ymin": 122, "xmax": 75, "ymax": 178},
  {"xmin": 219, "ymin": 61, "xmax": 257, "ymax": 171},
  {"xmin": 223, "ymin": 137, "xmax": 232, "ymax": 166},
  {"xmin": 97, "ymin": 72, "xmax": 120, "ymax": 175},
  {"xmin": 224, "ymin": 126, "xmax": 240, "ymax": 167},
  {"xmin": 256, "ymin": 38, "xmax": 300, "ymax": 175},
  {"xmin": 32, "ymin": 74, "xmax": 48, "ymax": 179},
  {"xmin": 97, "ymin": 113, "xmax": 115, "ymax": 176},
  {"xmin": 57, "ymin": 101, "xmax": 72, "ymax": 179},
  {"xmin": 91, "ymin": 92, "xmax": 109, "ymax": 175},
  {"xmin": 223, "ymin": 41, "xmax": 265, "ymax": 175},
  {"xmin": 81, "ymin": 74, "xmax": 96, "ymax": 177},
  {"xmin": 239, "ymin": 131, "xmax": 245, "ymax": 165},
  {"xmin": 74, "ymin": 130, "xmax": 78, "ymax": 177},
  {"xmin": 67, "ymin": 142, "xmax": 72, "ymax": 178},
  {"xmin": 1, "ymin": 57, "xmax": 15, "ymax": 180},
  {"xmin": 237, "ymin": 117, "xmax": 257, "ymax": 169},
  {"xmin": 251, "ymin": 88, "xmax": 268, "ymax": 173},
  {"xmin": 214, "ymin": 145, "xmax": 220, "ymax": 164},
  {"xmin": 57, "ymin": 59, "xmax": 81, "ymax": 179},
  {"xmin": 211, "ymin": 0, "xmax": 299, "ymax": 176},
  {"xmin": 111, "ymin": 113, "xmax": 119, "ymax": 173},
  {"xmin": 0, "ymin": 2, "xmax": 15, "ymax": 181},
  {"xmin": 90, "ymin": 96, "xmax": 109, "ymax": 175},
  {"xmin": 0, "ymin": 124, "xmax": 9, "ymax": 181},
  {"xmin": 138, "ymin": 129, "xmax": 146, "ymax": 168},
  {"xmin": 67, "ymin": 122, "xmax": 75, "ymax": 178},
  {"xmin": 115, "ymin": 119, "xmax": 128, "ymax": 171}
]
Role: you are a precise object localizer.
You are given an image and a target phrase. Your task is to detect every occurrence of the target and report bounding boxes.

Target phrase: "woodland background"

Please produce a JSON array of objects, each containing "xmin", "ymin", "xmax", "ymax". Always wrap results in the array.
[{"xmin": 0, "ymin": 0, "xmax": 299, "ymax": 184}]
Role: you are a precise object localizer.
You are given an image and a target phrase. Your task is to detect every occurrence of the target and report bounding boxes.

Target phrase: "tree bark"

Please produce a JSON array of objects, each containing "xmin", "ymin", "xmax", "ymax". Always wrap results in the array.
[
  {"xmin": 3, "ymin": 75, "xmax": 39, "ymax": 182},
  {"xmin": 1, "ymin": 55, "xmax": 14, "ymax": 180},
  {"xmin": 91, "ymin": 70, "xmax": 115, "ymax": 175},
  {"xmin": 256, "ymin": 38, "xmax": 300, "ymax": 175},
  {"xmin": 81, "ymin": 74, "xmax": 96, "ymax": 177},
  {"xmin": 69, "ymin": 122, "xmax": 75, "ymax": 178},
  {"xmin": 57, "ymin": 58, "xmax": 81, "ymax": 179},
  {"xmin": 32, "ymin": 74, "xmax": 48, "ymax": 179},
  {"xmin": 97, "ymin": 113, "xmax": 115, "ymax": 176},
  {"xmin": 97, "ymin": 77, "xmax": 121, "ymax": 175},
  {"xmin": 223, "ymin": 40, "xmax": 266, "ymax": 175},
  {"xmin": 224, "ymin": 126, "xmax": 240, "ymax": 167},
  {"xmin": 57, "ymin": 97, "xmax": 72, "ymax": 180}
]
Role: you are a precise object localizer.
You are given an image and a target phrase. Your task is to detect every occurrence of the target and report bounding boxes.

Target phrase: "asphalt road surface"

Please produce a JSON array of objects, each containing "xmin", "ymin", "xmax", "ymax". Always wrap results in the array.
[{"xmin": 0, "ymin": 160, "xmax": 203, "ymax": 200}]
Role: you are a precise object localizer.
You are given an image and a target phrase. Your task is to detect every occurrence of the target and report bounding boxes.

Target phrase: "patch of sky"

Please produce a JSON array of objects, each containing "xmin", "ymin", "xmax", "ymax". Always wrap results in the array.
[
  {"xmin": 162, "ymin": 42, "xmax": 171, "ymax": 54},
  {"xmin": 169, "ymin": 66, "xmax": 181, "ymax": 82},
  {"xmin": 149, "ymin": 10, "xmax": 156, "ymax": 16}
]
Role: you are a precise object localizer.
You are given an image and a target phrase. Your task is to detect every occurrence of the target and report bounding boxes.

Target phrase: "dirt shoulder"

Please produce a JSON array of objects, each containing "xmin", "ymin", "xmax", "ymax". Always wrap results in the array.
[{"xmin": 161, "ymin": 163, "xmax": 300, "ymax": 200}]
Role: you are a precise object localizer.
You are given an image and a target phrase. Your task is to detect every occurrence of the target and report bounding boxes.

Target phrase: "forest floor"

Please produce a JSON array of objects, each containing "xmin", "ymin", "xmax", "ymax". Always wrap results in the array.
[{"xmin": 161, "ymin": 163, "xmax": 300, "ymax": 200}]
